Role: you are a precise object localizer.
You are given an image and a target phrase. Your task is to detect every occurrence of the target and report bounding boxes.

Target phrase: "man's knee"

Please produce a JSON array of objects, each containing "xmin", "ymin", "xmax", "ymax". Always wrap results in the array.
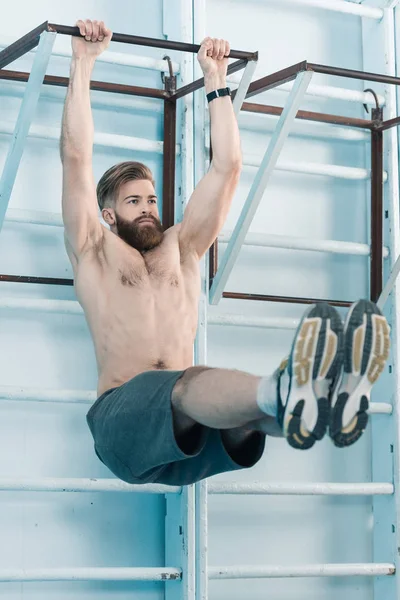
[{"xmin": 172, "ymin": 366, "xmax": 213, "ymax": 407}]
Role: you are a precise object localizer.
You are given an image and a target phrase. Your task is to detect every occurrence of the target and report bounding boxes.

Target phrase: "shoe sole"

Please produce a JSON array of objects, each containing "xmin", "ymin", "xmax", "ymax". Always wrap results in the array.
[
  {"xmin": 329, "ymin": 300, "xmax": 390, "ymax": 448},
  {"xmin": 284, "ymin": 303, "xmax": 343, "ymax": 450}
]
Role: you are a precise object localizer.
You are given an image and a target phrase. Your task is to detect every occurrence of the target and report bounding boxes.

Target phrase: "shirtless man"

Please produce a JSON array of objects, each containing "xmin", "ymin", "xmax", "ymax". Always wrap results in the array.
[{"xmin": 60, "ymin": 19, "xmax": 391, "ymax": 486}]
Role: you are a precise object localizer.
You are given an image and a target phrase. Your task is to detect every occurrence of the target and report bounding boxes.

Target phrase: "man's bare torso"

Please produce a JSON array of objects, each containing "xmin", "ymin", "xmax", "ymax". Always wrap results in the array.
[{"xmin": 67, "ymin": 226, "xmax": 200, "ymax": 396}]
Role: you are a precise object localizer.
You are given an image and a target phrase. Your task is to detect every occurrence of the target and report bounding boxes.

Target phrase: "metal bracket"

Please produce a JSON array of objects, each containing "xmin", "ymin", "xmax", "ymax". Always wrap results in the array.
[
  {"xmin": 364, "ymin": 88, "xmax": 384, "ymax": 125},
  {"xmin": 161, "ymin": 55, "xmax": 177, "ymax": 95}
]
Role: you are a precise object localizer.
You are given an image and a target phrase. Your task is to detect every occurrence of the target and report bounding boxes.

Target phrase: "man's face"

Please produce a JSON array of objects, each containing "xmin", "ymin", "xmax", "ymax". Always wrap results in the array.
[{"xmin": 109, "ymin": 179, "xmax": 164, "ymax": 252}]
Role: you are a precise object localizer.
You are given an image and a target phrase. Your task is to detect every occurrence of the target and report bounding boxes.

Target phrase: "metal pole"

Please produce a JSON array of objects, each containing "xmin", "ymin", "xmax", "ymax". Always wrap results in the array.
[
  {"xmin": 163, "ymin": 100, "xmax": 177, "ymax": 228},
  {"xmin": 47, "ymin": 23, "xmax": 258, "ymax": 61},
  {"xmin": 371, "ymin": 129, "xmax": 384, "ymax": 301}
]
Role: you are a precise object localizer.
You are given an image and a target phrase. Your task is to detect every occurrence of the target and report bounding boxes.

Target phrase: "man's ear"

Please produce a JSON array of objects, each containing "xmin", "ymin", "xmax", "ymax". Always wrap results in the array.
[{"xmin": 102, "ymin": 208, "xmax": 115, "ymax": 226}]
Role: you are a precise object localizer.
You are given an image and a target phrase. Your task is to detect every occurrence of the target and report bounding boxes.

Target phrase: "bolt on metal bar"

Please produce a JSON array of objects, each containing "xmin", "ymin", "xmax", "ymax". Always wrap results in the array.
[
  {"xmin": 210, "ymin": 70, "xmax": 313, "ymax": 305},
  {"xmin": 0, "ymin": 22, "xmax": 48, "ymax": 69},
  {"xmin": 0, "ymin": 32, "xmax": 55, "ymax": 234},
  {"xmin": 47, "ymin": 23, "xmax": 258, "ymax": 61}
]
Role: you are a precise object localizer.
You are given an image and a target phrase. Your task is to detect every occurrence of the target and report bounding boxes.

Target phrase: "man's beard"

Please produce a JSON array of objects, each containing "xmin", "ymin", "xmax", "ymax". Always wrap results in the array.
[{"xmin": 115, "ymin": 213, "xmax": 164, "ymax": 252}]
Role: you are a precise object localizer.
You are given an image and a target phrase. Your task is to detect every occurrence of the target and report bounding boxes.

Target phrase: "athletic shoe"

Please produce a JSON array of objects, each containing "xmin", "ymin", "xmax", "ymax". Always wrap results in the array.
[
  {"xmin": 329, "ymin": 299, "xmax": 390, "ymax": 448},
  {"xmin": 277, "ymin": 303, "xmax": 344, "ymax": 450}
]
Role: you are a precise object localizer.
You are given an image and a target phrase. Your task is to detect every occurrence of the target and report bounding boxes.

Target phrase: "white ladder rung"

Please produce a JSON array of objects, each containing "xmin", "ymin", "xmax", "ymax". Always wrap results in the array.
[
  {"xmin": 208, "ymin": 563, "xmax": 395, "ymax": 579},
  {"xmin": 0, "ymin": 476, "xmax": 179, "ymax": 494},
  {"xmin": 0, "ymin": 385, "xmax": 392, "ymax": 415},
  {"xmin": 208, "ymin": 482, "xmax": 393, "ymax": 495},
  {"xmin": 0, "ymin": 567, "xmax": 181, "ymax": 582}
]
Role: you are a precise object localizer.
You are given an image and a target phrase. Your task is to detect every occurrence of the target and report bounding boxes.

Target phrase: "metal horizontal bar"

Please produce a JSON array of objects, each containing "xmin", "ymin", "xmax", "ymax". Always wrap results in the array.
[
  {"xmin": 309, "ymin": 62, "xmax": 400, "ymax": 86},
  {"xmin": 252, "ymin": 0, "xmax": 383, "ymax": 19},
  {"xmin": 0, "ymin": 35, "xmax": 180, "ymax": 73},
  {"xmin": 48, "ymin": 23, "xmax": 258, "ymax": 61},
  {"xmin": 208, "ymin": 482, "xmax": 393, "ymax": 495},
  {"xmin": 0, "ymin": 79, "xmax": 163, "ymax": 114},
  {"xmin": 241, "ymin": 102, "xmax": 374, "ymax": 130},
  {"xmin": 172, "ymin": 58, "xmax": 248, "ymax": 100},
  {"xmin": 228, "ymin": 72, "xmax": 386, "ymax": 106},
  {"xmin": 208, "ymin": 563, "xmax": 395, "ymax": 580},
  {"xmin": 0, "ymin": 567, "xmax": 181, "ymax": 582},
  {"xmin": 238, "ymin": 111, "xmax": 369, "ymax": 142},
  {"xmin": 0, "ymin": 69, "xmax": 168, "ymax": 99},
  {"xmin": 0, "ymin": 274, "xmax": 73, "ymax": 285},
  {"xmin": 378, "ymin": 116, "xmax": 400, "ymax": 132},
  {"xmin": 0, "ymin": 121, "xmax": 170, "ymax": 154},
  {"xmin": 0, "ymin": 22, "xmax": 47, "ymax": 69},
  {"xmin": 222, "ymin": 292, "xmax": 352, "ymax": 307},
  {"xmin": 219, "ymin": 231, "xmax": 389, "ymax": 258},
  {"xmin": 242, "ymin": 154, "xmax": 388, "ymax": 181},
  {"xmin": 0, "ymin": 384, "xmax": 391, "ymax": 415},
  {"xmin": 0, "ymin": 476, "xmax": 180, "ymax": 494},
  {"xmin": 245, "ymin": 61, "xmax": 308, "ymax": 97}
]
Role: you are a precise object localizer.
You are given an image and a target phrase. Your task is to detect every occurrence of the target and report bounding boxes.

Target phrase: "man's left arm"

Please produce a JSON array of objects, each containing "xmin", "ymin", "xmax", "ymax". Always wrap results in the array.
[{"xmin": 179, "ymin": 38, "xmax": 242, "ymax": 259}]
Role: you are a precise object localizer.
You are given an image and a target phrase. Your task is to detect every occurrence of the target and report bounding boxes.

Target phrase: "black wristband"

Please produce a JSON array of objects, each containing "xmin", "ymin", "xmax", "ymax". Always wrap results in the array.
[{"xmin": 206, "ymin": 87, "xmax": 231, "ymax": 103}]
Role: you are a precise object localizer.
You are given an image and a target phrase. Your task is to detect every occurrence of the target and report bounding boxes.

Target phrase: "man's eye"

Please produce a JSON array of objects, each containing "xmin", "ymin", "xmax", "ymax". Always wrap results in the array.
[
  {"xmin": 128, "ymin": 199, "xmax": 138, "ymax": 204},
  {"xmin": 149, "ymin": 199, "xmax": 157, "ymax": 204}
]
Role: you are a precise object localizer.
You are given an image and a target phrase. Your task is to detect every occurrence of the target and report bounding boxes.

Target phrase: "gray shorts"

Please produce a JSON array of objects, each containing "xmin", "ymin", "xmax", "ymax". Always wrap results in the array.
[{"xmin": 86, "ymin": 370, "xmax": 265, "ymax": 486}]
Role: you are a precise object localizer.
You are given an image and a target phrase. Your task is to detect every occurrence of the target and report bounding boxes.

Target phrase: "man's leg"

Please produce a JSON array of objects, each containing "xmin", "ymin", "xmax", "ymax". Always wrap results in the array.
[
  {"xmin": 173, "ymin": 303, "xmax": 345, "ymax": 450},
  {"xmin": 172, "ymin": 366, "xmax": 265, "ymax": 430}
]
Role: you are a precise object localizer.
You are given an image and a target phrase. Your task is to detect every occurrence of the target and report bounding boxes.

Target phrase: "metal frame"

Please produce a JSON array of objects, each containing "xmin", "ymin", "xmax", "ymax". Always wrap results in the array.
[
  {"xmin": 209, "ymin": 60, "xmax": 400, "ymax": 306},
  {"xmin": 0, "ymin": 20, "xmax": 257, "ymax": 281}
]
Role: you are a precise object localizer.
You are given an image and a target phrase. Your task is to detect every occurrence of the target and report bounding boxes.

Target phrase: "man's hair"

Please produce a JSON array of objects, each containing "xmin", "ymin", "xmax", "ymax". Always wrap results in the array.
[{"xmin": 97, "ymin": 161, "xmax": 155, "ymax": 211}]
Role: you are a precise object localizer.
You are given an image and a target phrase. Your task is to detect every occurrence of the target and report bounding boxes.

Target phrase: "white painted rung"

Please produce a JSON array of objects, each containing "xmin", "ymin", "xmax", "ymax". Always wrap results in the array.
[
  {"xmin": 265, "ymin": 0, "xmax": 382, "ymax": 19},
  {"xmin": 208, "ymin": 314, "xmax": 299, "ymax": 330},
  {"xmin": 369, "ymin": 403, "xmax": 392, "ymax": 415},
  {"xmin": 208, "ymin": 563, "xmax": 395, "ymax": 580},
  {"xmin": 219, "ymin": 230, "xmax": 390, "ymax": 258},
  {"xmin": 4, "ymin": 212, "xmax": 390, "ymax": 261},
  {"xmin": 0, "ymin": 36, "xmax": 180, "ymax": 73},
  {"xmin": 0, "ymin": 567, "xmax": 181, "ymax": 582},
  {"xmin": 242, "ymin": 153, "xmax": 388, "ymax": 181},
  {"xmin": 0, "ymin": 385, "xmax": 94, "ymax": 404},
  {"xmin": 5, "ymin": 208, "xmax": 63, "ymax": 227},
  {"xmin": 0, "ymin": 121, "xmax": 178, "ymax": 155},
  {"xmin": 0, "ymin": 477, "xmax": 180, "ymax": 494},
  {"xmin": 228, "ymin": 76, "xmax": 385, "ymax": 106},
  {"xmin": 0, "ymin": 385, "xmax": 391, "ymax": 416},
  {"xmin": 0, "ymin": 298, "xmax": 83, "ymax": 315},
  {"xmin": 208, "ymin": 482, "xmax": 393, "ymax": 495}
]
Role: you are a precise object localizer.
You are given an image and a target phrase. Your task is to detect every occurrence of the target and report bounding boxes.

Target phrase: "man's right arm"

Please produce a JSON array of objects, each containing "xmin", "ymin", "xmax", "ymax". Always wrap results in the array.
[{"xmin": 60, "ymin": 20, "xmax": 112, "ymax": 259}]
